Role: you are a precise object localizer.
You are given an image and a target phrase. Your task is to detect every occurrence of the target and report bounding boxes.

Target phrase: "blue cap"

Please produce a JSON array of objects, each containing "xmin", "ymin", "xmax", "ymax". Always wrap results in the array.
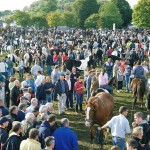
[{"xmin": 0, "ymin": 117, "xmax": 9, "ymax": 124}]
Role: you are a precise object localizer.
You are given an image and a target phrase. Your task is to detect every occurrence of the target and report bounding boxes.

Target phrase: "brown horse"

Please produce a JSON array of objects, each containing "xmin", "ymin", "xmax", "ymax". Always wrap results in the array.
[
  {"xmin": 130, "ymin": 78, "xmax": 145, "ymax": 110},
  {"xmin": 85, "ymin": 92, "xmax": 114, "ymax": 150}
]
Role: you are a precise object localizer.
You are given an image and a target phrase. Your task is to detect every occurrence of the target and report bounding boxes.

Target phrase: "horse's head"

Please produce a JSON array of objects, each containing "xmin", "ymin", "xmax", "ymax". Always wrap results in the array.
[{"xmin": 85, "ymin": 97, "xmax": 97, "ymax": 127}]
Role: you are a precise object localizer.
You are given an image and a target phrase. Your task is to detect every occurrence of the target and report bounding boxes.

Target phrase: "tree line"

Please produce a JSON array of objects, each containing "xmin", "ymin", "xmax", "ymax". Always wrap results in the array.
[{"xmin": 1, "ymin": 0, "xmax": 149, "ymax": 29}]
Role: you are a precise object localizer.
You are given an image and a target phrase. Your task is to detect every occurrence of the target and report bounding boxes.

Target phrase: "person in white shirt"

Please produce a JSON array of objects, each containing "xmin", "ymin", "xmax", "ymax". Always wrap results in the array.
[
  {"xmin": 35, "ymin": 71, "xmax": 45, "ymax": 87},
  {"xmin": 31, "ymin": 62, "xmax": 43, "ymax": 80},
  {"xmin": 100, "ymin": 106, "xmax": 130, "ymax": 150}
]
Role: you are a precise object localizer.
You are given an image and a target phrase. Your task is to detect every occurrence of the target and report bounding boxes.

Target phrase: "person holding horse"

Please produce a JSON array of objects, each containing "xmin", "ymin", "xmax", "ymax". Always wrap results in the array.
[
  {"xmin": 100, "ymin": 106, "xmax": 130, "ymax": 150},
  {"xmin": 98, "ymin": 68, "xmax": 113, "ymax": 94}
]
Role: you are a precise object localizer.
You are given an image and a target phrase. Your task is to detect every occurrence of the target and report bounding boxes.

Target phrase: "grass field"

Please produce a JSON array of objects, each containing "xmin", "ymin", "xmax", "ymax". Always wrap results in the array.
[{"xmin": 1, "ymin": 52, "xmax": 149, "ymax": 150}]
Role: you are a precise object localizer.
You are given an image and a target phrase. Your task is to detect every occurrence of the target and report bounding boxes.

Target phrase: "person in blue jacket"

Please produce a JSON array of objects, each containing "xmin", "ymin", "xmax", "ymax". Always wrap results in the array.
[{"xmin": 53, "ymin": 118, "xmax": 78, "ymax": 150}]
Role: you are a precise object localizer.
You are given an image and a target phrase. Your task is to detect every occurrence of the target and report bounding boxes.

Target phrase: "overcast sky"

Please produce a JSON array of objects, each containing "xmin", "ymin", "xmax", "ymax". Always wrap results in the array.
[{"xmin": 0, "ymin": 0, "xmax": 139, "ymax": 11}]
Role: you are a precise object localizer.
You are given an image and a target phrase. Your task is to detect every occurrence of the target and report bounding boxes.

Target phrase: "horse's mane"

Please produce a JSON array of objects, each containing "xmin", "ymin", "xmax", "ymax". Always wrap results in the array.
[{"xmin": 90, "ymin": 77, "xmax": 99, "ymax": 95}]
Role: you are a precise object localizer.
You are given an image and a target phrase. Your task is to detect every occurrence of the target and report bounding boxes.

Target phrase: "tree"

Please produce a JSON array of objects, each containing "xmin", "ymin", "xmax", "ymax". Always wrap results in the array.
[
  {"xmin": 98, "ymin": 2, "xmax": 123, "ymax": 29},
  {"xmin": 32, "ymin": 15, "xmax": 48, "ymax": 28},
  {"xmin": 46, "ymin": 11, "xmax": 63, "ymax": 27},
  {"xmin": 84, "ymin": 13, "xmax": 99, "ymax": 29},
  {"xmin": 132, "ymin": 0, "xmax": 150, "ymax": 28},
  {"xmin": 63, "ymin": 11, "xmax": 77, "ymax": 27},
  {"xmin": 111, "ymin": 0, "xmax": 132, "ymax": 27},
  {"xmin": 4, "ymin": 15, "xmax": 14, "ymax": 26},
  {"xmin": 13, "ymin": 10, "xmax": 31, "ymax": 27},
  {"xmin": 73, "ymin": 0, "xmax": 99, "ymax": 28}
]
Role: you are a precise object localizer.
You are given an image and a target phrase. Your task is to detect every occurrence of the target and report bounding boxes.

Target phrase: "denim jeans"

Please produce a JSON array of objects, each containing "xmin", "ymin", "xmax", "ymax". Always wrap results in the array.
[
  {"xmin": 47, "ymin": 65, "xmax": 52, "ymax": 75},
  {"xmin": 7, "ymin": 68, "xmax": 14, "ymax": 77},
  {"xmin": 46, "ymin": 93, "xmax": 53, "ymax": 103},
  {"xmin": 112, "ymin": 137, "xmax": 125, "ymax": 150},
  {"xmin": 107, "ymin": 71, "xmax": 112, "ymax": 79},
  {"xmin": 86, "ymin": 88, "xmax": 91, "ymax": 101},
  {"xmin": 76, "ymin": 93, "xmax": 84, "ymax": 105},
  {"xmin": 125, "ymin": 75, "xmax": 130, "ymax": 91},
  {"xmin": 66, "ymin": 92, "xmax": 73, "ymax": 108}
]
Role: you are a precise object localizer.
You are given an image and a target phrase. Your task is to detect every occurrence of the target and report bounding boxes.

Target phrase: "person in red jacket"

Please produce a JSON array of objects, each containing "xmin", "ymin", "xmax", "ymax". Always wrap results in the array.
[
  {"xmin": 74, "ymin": 76, "xmax": 84, "ymax": 114},
  {"xmin": 62, "ymin": 52, "xmax": 68, "ymax": 64},
  {"xmin": 53, "ymin": 51, "xmax": 58, "ymax": 65}
]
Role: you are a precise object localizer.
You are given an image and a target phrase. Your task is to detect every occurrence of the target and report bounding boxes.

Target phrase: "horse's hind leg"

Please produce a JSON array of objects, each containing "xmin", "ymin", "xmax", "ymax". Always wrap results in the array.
[{"xmin": 132, "ymin": 97, "xmax": 137, "ymax": 110}]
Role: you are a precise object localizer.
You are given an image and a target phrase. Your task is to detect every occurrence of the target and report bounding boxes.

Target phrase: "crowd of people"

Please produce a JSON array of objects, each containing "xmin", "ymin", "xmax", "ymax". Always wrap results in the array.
[{"xmin": 0, "ymin": 26, "xmax": 150, "ymax": 149}]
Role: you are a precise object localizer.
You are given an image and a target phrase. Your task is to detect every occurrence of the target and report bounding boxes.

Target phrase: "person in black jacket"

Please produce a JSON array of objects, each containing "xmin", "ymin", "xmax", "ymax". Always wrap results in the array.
[
  {"xmin": 46, "ymin": 53, "xmax": 53, "ymax": 75},
  {"xmin": 0, "ymin": 117, "xmax": 9, "ymax": 150},
  {"xmin": 96, "ymin": 48, "xmax": 103, "ymax": 66},
  {"xmin": 36, "ymin": 78, "xmax": 46, "ymax": 105},
  {"xmin": 10, "ymin": 80, "xmax": 20, "ymax": 106},
  {"xmin": 132, "ymin": 112, "xmax": 150, "ymax": 149},
  {"xmin": 6, "ymin": 106, "xmax": 19, "ymax": 132},
  {"xmin": 132, "ymin": 126, "xmax": 145, "ymax": 150},
  {"xmin": 54, "ymin": 74, "xmax": 69, "ymax": 115},
  {"xmin": 0, "ymin": 99, "xmax": 9, "ymax": 116},
  {"xmin": 5, "ymin": 121, "xmax": 22, "ymax": 150},
  {"xmin": 65, "ymin": 74, "xmax": 74, "ymax": 109}
]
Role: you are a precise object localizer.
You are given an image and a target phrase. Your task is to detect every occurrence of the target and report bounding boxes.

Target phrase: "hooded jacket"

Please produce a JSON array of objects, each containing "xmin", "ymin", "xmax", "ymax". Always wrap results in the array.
[{"xmin": 39, "ymin": 120, "xmax": 51, "ymax": 148}]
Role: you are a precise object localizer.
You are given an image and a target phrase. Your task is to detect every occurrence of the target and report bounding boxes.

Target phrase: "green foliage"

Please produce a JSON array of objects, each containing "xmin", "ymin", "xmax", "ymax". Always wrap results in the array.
[
  {"xmin": 0, "ymin": 10, "xmax": 13, "ymax": 17},
  {"xmin": 111, "ymin": 0, "xmax": 132, "ymax": 27},
  {"xmin": 46, "ymin": 10, "xmax": 76, "ymax": 27},
  {"xmin": 63, "ymin": 11, "xmax": 77, "ymax": 27},
  {"xmin": 32, "ymin": 15, "xmax": 48, "ymax": 28},
  {"xmin": 132, "ymin": 0, "xmax": 150, "ymax": 28},
  {"xmin": 13, "ymin": 10, "xmax": 31, "ymax": 27},
  {"xmin": 73, "ymin": 0, "xmax": 99, "ymax": 28},
  {"xmin": 84, "ymin": 13, "xmax": 99, "ymax": 29},
  {"xmin": 28, "ymin": 0, "xmax": 57, "ymax": 15},
  {"xmin": 98, "ymin": 2, "xmax": 123, "ymax": 29},
  {"xmin": 4, "ymin": 15, "xmax": 14, "ymax": 25},
  {"xmin": 46, "ymin": 11, "xmax": 64, "ymax": 27}
]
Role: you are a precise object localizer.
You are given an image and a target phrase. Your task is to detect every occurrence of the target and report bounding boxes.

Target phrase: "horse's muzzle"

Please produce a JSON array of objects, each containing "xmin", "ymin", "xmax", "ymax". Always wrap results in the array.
[
  {"xmin": 85, "ymin": 121, "xmax": 91, "ymax": 127},
  {"xmin": 85, "ymin": 118, "xmax": 92, "ymax": 127}
]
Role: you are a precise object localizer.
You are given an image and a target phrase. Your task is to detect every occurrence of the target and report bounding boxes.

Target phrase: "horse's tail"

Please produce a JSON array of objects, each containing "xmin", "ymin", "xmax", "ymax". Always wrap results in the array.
[
  {"xmin": 137, "ymin": 80, "xmax": 145, "ymax": 100},
  {"xmin": 132, "ymin": 82, "xmax": 138, "ymax": 98}
]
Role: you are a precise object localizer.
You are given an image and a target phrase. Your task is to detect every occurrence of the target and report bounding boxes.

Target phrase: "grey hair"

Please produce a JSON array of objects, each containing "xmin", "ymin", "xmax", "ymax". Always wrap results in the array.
[
  {"xmin": 24, "ymin": 93, "xmax": 31, "ymax": 99},
  {"xmin": 31, "ymin": 98, "xmax": 38, "ymax": 104},
  {"xmin": 45, "ymin": 102, "xmax": 53, "ymax": 108},
  {"xmin": 25, "ymin": 113, "xmax": 35, "ymax": 121},
  {"xmin": 14, "ymin": 80, "xmax": 20, "ymax": 84},
  {"xmin": 39, "ymin": 105, "xmax": 47, "ymax": 113},
  {"xmin": 61, "ymin": 118, "xmax": 69, "ymax": 126},
  {"xmin": 41, "ymin": 113, "xmax": 48, "ymax": 121}
]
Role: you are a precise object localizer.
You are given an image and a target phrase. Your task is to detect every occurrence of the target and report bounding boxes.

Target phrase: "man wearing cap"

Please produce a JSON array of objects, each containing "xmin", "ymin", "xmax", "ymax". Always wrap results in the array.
[
  {"xmin": 0, "ymin": 116, "xmax": 9, "ymax": 150},
  {"xmin": 54, "ymin": 74, "xmax": 69, "ymax": 115},
  {"xmin": 17, "ymin": 103, "xmax": 27, "ymax": 121}
]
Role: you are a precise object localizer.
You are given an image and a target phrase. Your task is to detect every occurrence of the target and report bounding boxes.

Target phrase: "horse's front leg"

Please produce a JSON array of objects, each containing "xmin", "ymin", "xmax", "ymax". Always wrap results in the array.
[{"xmin": 90, "ymin": 125, "xmax": 94, "ymax": 150}]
